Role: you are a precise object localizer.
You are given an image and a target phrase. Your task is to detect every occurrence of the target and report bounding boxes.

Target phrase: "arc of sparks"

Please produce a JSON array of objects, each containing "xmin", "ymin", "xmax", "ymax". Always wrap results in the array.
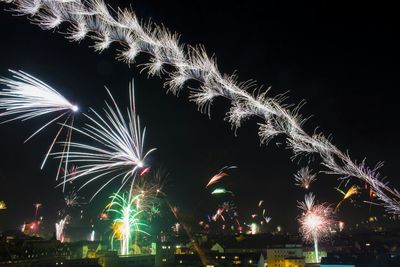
[
  {"xmin": 55, "ymin": 80, "xmax": 156, "ymax": 201},
  {"xmin": 206, "ymin": 165, "xmax": 237, "ymax": 188},
  {"xmin": 334, "ymin": 185, "xmax": 359, "ymax": 212},
  {"xmin": 0, "ymin": 69, "xmax": 78, "ymax": 191},
  {"xmin": 211, "ymin": 188, "xmax": 234, "ymax": 196}
]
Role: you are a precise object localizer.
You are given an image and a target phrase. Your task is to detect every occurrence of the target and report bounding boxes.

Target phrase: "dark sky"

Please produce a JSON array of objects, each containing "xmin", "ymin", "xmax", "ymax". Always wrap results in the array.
[{"xmin": 0, "ymin": 0, "xmax": 399, "ymax": 233}]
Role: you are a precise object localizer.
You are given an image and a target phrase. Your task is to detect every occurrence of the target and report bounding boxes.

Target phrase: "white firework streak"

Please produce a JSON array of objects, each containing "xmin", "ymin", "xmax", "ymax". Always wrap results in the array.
[
  {"xmin": 57, "ymin": 81, "xmax": 156, "ymax": 201},
  {"xmin": 0, "ymin": 69, "xmax": 78, "ymax": 191},
  {"xmin": 55, "ymin": 215, "xmax": 70, "ymax": 242},
  {"xmin": 294, "ymin": 167, "xmax": 317, "ymax": 190},
  {"xmin": 2, "ymin": 0, "xmax": 400, "ymax": 213}
]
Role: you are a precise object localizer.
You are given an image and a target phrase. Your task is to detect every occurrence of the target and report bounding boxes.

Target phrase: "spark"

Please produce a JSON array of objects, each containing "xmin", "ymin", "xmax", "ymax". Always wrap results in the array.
[
  {"xmin": 294, "ymin": 167, "xmax": 317, "ymax": 190},
  {"xmin": 139, "ymin": 167, "xmax": 151, "ymax": 177},
  {"xmin": 335, "ymin": 185, "xmax": 359, "ymax": 211},
  {"xmin": 338, "ymin": 221, "xmax": 345, "ymax": 232},
  {"xmin": 206, "ymin": 165, "xmax": 237, "ymax": 188},
  {"xmin": 250, "ymin": 222, "xmax": 258, "ymax": 235},
  {"xmin": 107, "ymin": 192, "xmax": 149, "ymax": 255},
  {"xmin": 90, "ymin": 230, "xmax": 95, "ymax": 241},
  {"xmin": 129, "ymin": 168, "xmax": 165, "ymax": 220},
  {"xmin": 64, "ymin": 189, "xmax": 84, "ymax": 207},
  {"xmin": 258, "ymin": 200, "xmax": 264, "ymax": 207},
  {"xmin": 0, "ymin": 201, "xmax": 6, "ymax": 210},
  {"xmin": 211, "ymin": 188, "xmax": 234, "ymax": 195},
  {"xmin": 57, "ymin": 81, "xmax": 156, "ymax": 200},
  {"xmin": 55, "ymin": 215, "xmax": 70, "ymax": 242},
  {"xmin": 0, "ymin": 70, "xmax": 78, "ymax": 191},
  {"xmin": 298, "ymin": 193, "xmax": 333, "ymax": 263},
  {"xmin": 212, "ymin": 208, "xmax": 225, "ymax": 222},
  {"xmin": 33, "ymin": 203, "xmax": 42, "ymax": 221}
]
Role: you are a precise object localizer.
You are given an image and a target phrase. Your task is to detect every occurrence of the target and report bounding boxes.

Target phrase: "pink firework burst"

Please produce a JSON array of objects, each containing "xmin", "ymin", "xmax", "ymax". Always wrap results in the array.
[{"xmin": 298, "ymin": 193, "xmax": 333, "ymax": 263}]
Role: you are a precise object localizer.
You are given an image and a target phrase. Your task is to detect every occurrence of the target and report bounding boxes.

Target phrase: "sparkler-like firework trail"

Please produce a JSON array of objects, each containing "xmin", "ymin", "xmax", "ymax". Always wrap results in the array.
[
  {"xmin": 0, "ymin": 70, "xmax": 78, "ymax": 191},
  {"xmin": 106, "ymin": 192, "xmax": 149, "ymax": 255},
  {"xmin": 57, "ymin": 81, "xmax": 156, "ymax": 200},
  {"xmin": 2, "ymin": 0, "xmax": 399, "ymax": 214},
  {"xmin": 294, "ymin": 167, "xmax": 317, "ymax": 190},
  {"xmin": 298, "ymin": 193, "xmax": 333, "ymax": 263}
]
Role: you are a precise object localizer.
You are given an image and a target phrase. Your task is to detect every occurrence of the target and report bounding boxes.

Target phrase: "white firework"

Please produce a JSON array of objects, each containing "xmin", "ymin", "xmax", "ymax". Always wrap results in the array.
[
  {"xmin": 294, "ymin": 167, "xmax": 317, "ymax": 190},
  {"xmin": 64, "ymin": 189, "xmax": 83, "ymax": 207},
  {"xmin": 58, "ymin": 80, "xmax": 156, "ymax": 200},
  {"xmin": 0, "ymin": 69, "xmax": 78, "ymax": 190},
  {"xmin": 2, "ymin": 0, "xmax": 400, "ymax": 214},
  {"xmin": 55, "ymin": 215, "xmax": 70, "ymax": 242},
  {"xmin": 298, "ymin": 193, "xmax": 333, "ymax": 263}
]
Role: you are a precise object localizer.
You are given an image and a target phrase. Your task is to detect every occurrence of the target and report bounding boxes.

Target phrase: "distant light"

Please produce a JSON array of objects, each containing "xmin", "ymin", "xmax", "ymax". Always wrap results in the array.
[
  {"xmin": 72, "ymin": 105, "xmax": 79, "ymax": 112},
  {"xmin": 366, "ymin": 243, "xmax": 370, "ymax": 246}
]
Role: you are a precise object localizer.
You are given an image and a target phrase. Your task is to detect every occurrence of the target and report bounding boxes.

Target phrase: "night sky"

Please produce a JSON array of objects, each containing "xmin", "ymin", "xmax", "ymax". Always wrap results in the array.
[{"xmin": 0, "ymin": 0, "xmax": 399, "ymax": 233}]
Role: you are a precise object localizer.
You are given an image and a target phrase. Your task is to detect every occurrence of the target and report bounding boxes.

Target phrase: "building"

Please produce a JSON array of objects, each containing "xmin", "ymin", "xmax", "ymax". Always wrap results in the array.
[{"xmin": 266, "ymin": 244, "xmax": 304, "ymax": 267}]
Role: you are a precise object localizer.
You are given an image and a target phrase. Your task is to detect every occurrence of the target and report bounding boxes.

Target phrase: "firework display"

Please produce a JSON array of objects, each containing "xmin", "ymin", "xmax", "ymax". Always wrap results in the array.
[
  {"xmin": 0, "ymin": 70, "xmax": 78, "ymax": 190},
  {"xmin": 335, "ymin": 185, "xmax": 359, "ymax": 212},
  {"xmin": 64, "ymin": 189, "xmax": 84, "ymax": 207},
  {"xmin": 57, "ymin": 81, "xmax": 156, "ymax": 200},
  {"xmin": 298, "ymin": 193, "xmax": 333, "ymax": 263},
  {"xmin": 0, "ymin": 3, "xmax": 398, "ymax": 267},
  {"xmin": 55, "ymin": 215, "xmax": 70, "ymax": 242},
  {"xmin": 294, "ymin": 167, "xmax": 317, "ymax": 190},
  {"xmin": 1, "ymin": 0, "xmax": 396, "ymax": 214},
  {"xmin": 106, "ymin": 192, "xmax": 149, "ymax": 255}
]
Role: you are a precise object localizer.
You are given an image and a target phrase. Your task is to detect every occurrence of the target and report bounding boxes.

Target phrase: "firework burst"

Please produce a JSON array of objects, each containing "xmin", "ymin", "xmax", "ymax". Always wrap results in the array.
[
  {"xmin": 294, "ymin": 167, "xmax": 317, "ymax": 190},
  {"xmin": 57, "ymin": 81, "xmax": 156, "ymax": 200},
  {"xmin": 0, "ymin": 70, "xmax": 78, "ymax": 190},
  {"xmin": 106, "ymin": 192, "xmax": 149, "ymax": 255},
  {"xmin": 64, "ymin": 189, "xmax": 84, "ymax": 207},
  {"xmin": 298, "ymin": 193, "xmax": 333, "ymax": 263},
  {"xmin": 3, "ymin": 0, "xmax": 400, "ymax": 214},
  {"xmin": 55, "ymin": 215, "xmax": 70, "ymax": 242},
  {"xmin": 335, "ymin": 185, "xmax": 359, "ymax": 211}
]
